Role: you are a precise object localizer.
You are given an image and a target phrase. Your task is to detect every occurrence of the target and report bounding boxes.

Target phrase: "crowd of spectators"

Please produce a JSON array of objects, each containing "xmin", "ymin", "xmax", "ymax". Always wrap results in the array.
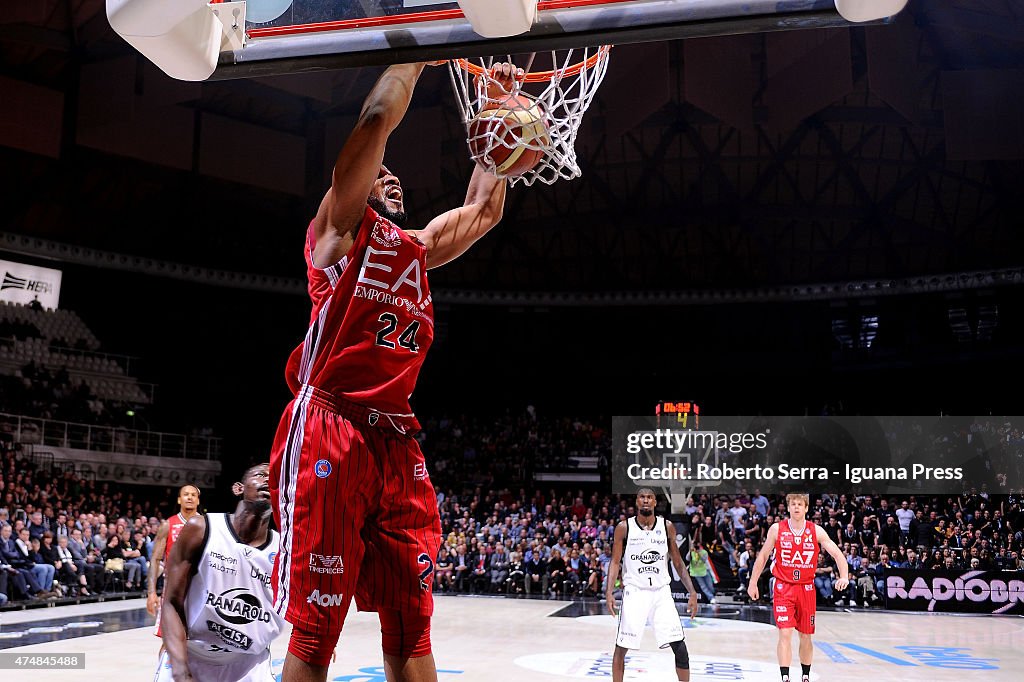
[
  {"xmin": 417, "ymin": 410, "xmax": 1024, "ymax": 607},
  {"xmin": 0, "ymin": 437, "xmax": 185, "ymax": 606},
  {"xmin": 3, "ymin": 403, "xmax": 1024, "ymax": 610},
  {"xmin": 433, "ymin": 486, "xmax": 619, "ymax": 598},
  {"xmin": 690, "ymin": 489, "xmax": 1024, "ymax": 608},
  {"xmin": 424, "ymin": 482, "xmax": 1024, "ymax": 608},
  {"xmin": 416, "ymin": 409, "xmax": 609, "ymax": 491}
]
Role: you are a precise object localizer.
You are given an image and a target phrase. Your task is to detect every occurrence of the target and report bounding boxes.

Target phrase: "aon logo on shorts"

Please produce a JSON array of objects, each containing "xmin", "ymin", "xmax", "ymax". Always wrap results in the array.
[{"xmin": 307, "ymin": 590, "xmax": 344, "ymax": 607}]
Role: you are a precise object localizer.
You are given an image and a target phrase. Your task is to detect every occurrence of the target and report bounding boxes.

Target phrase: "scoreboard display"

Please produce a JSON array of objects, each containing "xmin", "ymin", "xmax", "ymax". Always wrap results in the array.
[{"xmin": 655, "ymin": 401, "xmax": 700, "ymax": 429}]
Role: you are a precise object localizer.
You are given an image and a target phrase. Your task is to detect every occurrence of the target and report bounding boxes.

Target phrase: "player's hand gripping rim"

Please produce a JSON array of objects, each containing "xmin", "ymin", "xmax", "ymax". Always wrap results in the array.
[{"xmin": 477, "ymin": 62, "xmax": 527, "ymax": 108}]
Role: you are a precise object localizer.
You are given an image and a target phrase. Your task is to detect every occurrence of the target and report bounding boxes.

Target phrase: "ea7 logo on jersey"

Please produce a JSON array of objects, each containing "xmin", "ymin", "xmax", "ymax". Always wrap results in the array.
[
  {"xmin": 413, "ymin": 463, "xmax": 429, "ymax": 481},
  {"xmin": 309, "ymin": 554, "xmax": 345, "ymax": 574},
  {"xmin": 357, "ymin": 246, "xmax": 424, "ymax": 303},
  {"xmin": 307, "ymin": 590, "xmax": 344, "ymax": 607},
  {"xmin": 780, "ymin": 548, "xmax": 814, "ymax": 565},
  {"xmin": 371, "ymin": 219, "xmax": 403, "ymax": 248}
]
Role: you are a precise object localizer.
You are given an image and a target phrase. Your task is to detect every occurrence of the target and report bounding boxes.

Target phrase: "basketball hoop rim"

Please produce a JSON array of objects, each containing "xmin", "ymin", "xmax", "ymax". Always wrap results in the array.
[{"xmin": 452, "ymin": 45, "xmax": 611, "ymax": 83}]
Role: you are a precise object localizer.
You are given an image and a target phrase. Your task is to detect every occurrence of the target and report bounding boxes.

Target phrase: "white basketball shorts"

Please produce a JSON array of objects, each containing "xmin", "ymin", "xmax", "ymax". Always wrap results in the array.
[
  {"xmin": 615, "ymin": 584, "xmax": 684, "ymax": 649},
  {"xmin": 153, "ymin": 646, "xmax": 274, "ymax": 682}
]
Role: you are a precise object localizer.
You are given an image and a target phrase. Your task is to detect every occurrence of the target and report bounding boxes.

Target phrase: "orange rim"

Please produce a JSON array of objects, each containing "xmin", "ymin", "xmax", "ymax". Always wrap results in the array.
[{"xmin": 454, "ymin": 45, "xmax": 611, "ymax": 83}]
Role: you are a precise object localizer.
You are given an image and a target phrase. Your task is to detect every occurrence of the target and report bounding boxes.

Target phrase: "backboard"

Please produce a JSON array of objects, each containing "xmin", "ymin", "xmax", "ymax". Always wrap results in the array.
[
  {"xmin": 107, "ymin": 0, "xmax": 908, "ymax": 81},
  {"xmin": 214, "ymin": 0, "xmax": 894, "ymax": 79}
]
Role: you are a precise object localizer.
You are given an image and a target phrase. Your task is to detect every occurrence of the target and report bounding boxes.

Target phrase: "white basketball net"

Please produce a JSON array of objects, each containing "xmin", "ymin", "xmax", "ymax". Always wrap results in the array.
[{"xmin": 447, "ymin": 46, "xmax": 610, "ymax": 187}]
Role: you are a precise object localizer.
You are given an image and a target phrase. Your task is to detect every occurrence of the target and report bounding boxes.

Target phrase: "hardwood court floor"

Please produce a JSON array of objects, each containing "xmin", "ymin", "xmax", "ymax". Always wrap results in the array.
[{"xmin": 1, "ymin": 596, "xmax": 1021, "ymax": 680}]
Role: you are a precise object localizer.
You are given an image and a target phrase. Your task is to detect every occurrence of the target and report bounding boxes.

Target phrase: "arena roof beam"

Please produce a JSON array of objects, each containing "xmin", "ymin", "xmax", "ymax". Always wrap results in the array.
[
  {"xmin": 0, "ymin": 24, "xmax": 73, "ymax": 51},
  {"xmin": 920, "ymin": 4, "xmax": 1024, "ymax": 43}
]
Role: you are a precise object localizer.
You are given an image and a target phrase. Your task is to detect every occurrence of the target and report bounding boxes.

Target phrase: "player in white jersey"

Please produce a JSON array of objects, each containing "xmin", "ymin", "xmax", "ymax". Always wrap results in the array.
[
  {"xmin": 606, "ymin": 489, "xmax": 700, "ymax": 682},
  {"xmin": 157, "ymin": 464, "xmax": 283, "ymax": 682}
]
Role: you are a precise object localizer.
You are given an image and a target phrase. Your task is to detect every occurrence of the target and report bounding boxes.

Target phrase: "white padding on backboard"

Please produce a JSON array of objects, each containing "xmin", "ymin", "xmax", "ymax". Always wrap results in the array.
[
  {"xmin": 106, "ymin": 0, "xmax": 221, "ymax": 81},
  {"xmin": 834, "ymin": 0, "xmax": 909, "ymax": 23},
  {"xmin": 457, "ymin": 0, "xmax": 537, "ymax": 38}
]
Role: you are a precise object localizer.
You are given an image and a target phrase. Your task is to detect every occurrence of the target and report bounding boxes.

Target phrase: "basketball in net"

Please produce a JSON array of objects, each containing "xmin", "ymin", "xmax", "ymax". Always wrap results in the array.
[
  {"xmin": 448, "ymin": 46, "xmax": 611, "ymax": 187},
  {"xmin": 468, "ymin": 91, "xmax": 550, "ymax": 178}
]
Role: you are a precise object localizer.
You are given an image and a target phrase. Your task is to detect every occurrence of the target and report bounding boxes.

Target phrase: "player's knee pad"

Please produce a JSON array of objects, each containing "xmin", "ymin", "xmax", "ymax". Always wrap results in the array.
[
  {"xmin": 288, "ymin": 625, "xmax": 338, "ymax": 667},
  {"xmin": 379, "ymin": 609, "xmax": 432, "ymax": 658},
  {"xmin": 669, "ymin": 639, "xmax": 689, "ymax": 670}
]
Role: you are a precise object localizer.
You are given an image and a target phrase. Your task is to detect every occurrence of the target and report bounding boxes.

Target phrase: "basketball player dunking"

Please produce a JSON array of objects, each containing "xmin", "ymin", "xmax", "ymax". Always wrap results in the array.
[
  {"xmin": 269, "ymin": 61, "xmax": 518, "ymax": 682},
  {"xmin": 748, "ymin": 493, "xmax": 849, "ymax": 682},
  {"xmin": 148, "ymin": 483, "xmax": 201, "ymax": 639}
]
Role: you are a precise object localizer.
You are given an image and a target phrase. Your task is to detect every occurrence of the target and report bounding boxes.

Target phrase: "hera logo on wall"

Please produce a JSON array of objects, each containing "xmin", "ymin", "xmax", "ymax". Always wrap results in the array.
[
  {"xmin": 0, "ymin": 260, "xmax": 63, "ymax": 308},
  {"xmin": 2, "ymin": 272, "xmax": 53, "ymax": 293}
]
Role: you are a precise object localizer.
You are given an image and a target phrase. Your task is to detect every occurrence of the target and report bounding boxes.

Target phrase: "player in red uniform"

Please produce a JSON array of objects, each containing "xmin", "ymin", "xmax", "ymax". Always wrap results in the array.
[
  {"xmin": 147, "ymin": 483, "xmax": 201, "ymax": 638},
  {"xmin": 748, "ymin": 494, "xmax": 849, "ymax": 682},
  {"xmin": 269, "ymin": 61, "xmax": 515, "ymax": 682}
]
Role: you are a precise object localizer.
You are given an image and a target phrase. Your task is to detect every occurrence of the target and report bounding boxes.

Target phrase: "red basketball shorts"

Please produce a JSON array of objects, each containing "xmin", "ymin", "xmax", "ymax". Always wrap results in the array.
[
  {"xmin": 773, "ymin": 580, "xmax": 816, "ymax": 634},
  {"xmin": 269, "ymin": 386, "xmax": 441, "ymax": 639}
]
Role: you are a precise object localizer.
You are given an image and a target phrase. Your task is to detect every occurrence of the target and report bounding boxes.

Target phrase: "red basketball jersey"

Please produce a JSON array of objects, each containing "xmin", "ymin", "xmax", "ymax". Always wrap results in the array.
[
  {"xmin": 284, "ymin": 205, "xmax": 433, "ymax": 416},
  {"xmin": 165, "ymin": 512, "xmax": 188, "ymax": 560},
  {"xmin": 772, "ymin": 519, "xmax": 818, "ymax": 585}
]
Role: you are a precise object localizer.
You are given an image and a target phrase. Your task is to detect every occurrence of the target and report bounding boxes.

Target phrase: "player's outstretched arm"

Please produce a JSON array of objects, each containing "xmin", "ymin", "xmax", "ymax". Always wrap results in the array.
[
  {"xmin": 747, "ymin": 522, "xmax": 778, "ymax": 601},
  {"xmin": 666, "ymin": 520, "xmax": 699, "ymax": 619},
  {"xmin": 412, "ymin": 64, "xmax": 524, "ymax": 269},
  {"xmin": 414, "ymin": 163, "xmax": 506, "ymax": 269},
  {"xmin": 816, "ymin": 525, "xmax": 850, "ymax": 590},
  {"xmin": 315, "ymin": 62, "xmax": 430, "ymax": 268},
  {"xmin": 147, "ymin": 520, "xmax": 170, "ymax": 615},
  {"xmin": 605, "ymin": 521, "xmax": 626, "ymax": 616},
  {"xmin": 161, "ymin": 516, "xmax": 207, "ymax": 682}
]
